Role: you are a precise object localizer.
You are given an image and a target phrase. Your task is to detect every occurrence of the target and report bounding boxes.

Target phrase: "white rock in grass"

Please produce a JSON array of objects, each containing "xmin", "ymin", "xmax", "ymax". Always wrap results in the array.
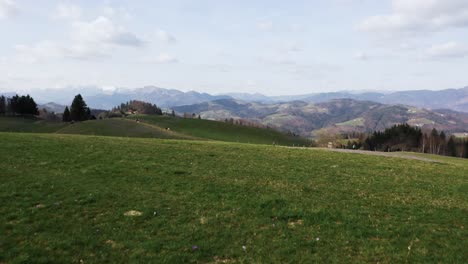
[{"xmin": 124, "ymin": 210, "xmax": 143, "ymax": 216}]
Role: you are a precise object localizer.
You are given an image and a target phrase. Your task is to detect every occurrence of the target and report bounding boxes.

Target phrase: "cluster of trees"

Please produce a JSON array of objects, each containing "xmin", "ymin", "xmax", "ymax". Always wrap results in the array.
[
  {"xmin": 0, "ymin": 94, "xmax": 39, "ymax": 116},
  {"xmin": 112, "ymin": 100, "xmax": 163, "ymax": 115},
  {"xmin": 420, "ymin": 128, "xmax": 468, "ymax": 157},
  {"xmin": 62, "ymin": 94, "xmax": 94, "ymax": 122},
  {"xmin": 341, "ymin": 124, "xmax": 468, "ymax": 158},
  {"xmin": 363, "ymin": 124, "xmax": 422, "ymax": 152}
]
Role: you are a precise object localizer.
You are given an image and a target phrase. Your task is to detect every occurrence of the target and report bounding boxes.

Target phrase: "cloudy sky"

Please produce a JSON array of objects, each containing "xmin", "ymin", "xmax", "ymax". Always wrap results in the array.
[{"xmin": 1, "ymin": 0, "xmax": 468, "ymax": 95}]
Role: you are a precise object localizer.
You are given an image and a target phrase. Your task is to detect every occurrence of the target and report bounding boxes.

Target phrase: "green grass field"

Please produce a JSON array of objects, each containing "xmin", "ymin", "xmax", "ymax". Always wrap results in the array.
[
  {"xmin": 0, "ymin": 116, "xmax": 309, "ymax": 146},
  {"xmin": 0, "ymin": 116, "xmax": 68, "ymax": 133},
  {"xmin": 128, "ymin": 115, "xmax": 310, "ymax": 146},
  {"xmin": 1, "ymin": 133, "xmax": 467, "ymax": 263}
]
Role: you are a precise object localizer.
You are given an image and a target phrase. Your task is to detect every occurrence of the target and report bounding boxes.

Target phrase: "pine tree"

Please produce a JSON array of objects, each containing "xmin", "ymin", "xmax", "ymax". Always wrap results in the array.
[
  {"xmin": 7, "ymin": 94, "xmax": 38, "ymax": 115},
  {"xmin": 62, "ymin": 106, "xmax": 71, "ymax": 122},
  {"xmin": 86, "ymin": 107, "xmax": 91, "ymax": 120},
  {"xmin": 447, "ymin": 136, "xmax": 457, "ymax": 157},
  {"xmin": 0, "ymin": 95, "xmax": 5, "ymax": 115},
  {"xmin": 438, "ymin": 131, "xmax": 446, "ymax": 155},
  {"xmin": 70, "ymin": 94, "xmax": 88, "ymax": 121},
  {"xmin": 464, "ymin": 141, "xmax": 468, "ymax": 159}
]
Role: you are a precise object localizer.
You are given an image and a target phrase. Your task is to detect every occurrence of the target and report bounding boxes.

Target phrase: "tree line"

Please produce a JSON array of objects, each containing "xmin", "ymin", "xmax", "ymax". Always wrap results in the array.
[
  {"xmin": 0, "ymin": 94, "xmax": 39, "ymax": 116},
  {"xmin": 338, "ymin": 124, "xmax": 468, "ymax": 158}
]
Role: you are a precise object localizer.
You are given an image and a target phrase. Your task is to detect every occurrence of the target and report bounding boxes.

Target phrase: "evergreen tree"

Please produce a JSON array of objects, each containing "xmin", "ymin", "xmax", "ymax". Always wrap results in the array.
[
  {"xmin": 464, "ymin": 141, "xmax": 468, "ymax": 159},
  {"xmin": 62, "ymin": 106, "xmax": 71, "ymax": 122},
  {"xmin": 86, "ymin": 107, "xmax": 92, "ymax": 120},
  {"xmin": 438, "ymin": 131, "xmax": 446, "ymax": 155},
  {"xmin": 8, "ymin": 94, "xmax": 38, "ymax": 115},
  {"xmin": 447, "ymin": 136, "xmax": 457, "ymax": 157},
  {"xmin": 70, "ymin": 94, "xmax": 88, "ymax": 121},
  {"xmin": 0, "ymin": 95, "xmax": 5, "ymax": 115}
]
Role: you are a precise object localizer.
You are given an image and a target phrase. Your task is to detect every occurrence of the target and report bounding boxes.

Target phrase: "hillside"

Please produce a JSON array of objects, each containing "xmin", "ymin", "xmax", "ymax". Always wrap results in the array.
[
  {"xmin": 1, "ymin": 133, "xmax": 466, "ymax": 262},
  {"xmin": 0, "ymin": 116, "xmax": 68, "ymax": 133},
  {"xmin": 55, "ymin": 119, "xmax": 194, "ymax": 140},
  {"xmin": 174, "ymin": 99, "xmax": 468, "ymax": 137},
  {"xmin": 0, "ymin": 116, "xmax": 308, "ymax": 146}
]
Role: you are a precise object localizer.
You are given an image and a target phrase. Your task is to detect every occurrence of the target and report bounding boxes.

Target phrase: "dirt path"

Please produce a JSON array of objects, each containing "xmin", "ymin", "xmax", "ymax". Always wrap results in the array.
[{"xmin": 321, "ymin": 148, "xmax": 439, "ymax": 163}]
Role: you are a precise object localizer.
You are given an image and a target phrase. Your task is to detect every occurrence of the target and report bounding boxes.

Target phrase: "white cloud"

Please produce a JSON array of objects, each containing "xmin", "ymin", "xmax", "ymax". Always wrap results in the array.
[
  {"xmin": 54, "ymin": 3, "xmax": 81, "ymax": 20},
  {"xmin": 353, "ymin": 52, "xmax": 369, "ymax": 61},
  {"xmin": 103, "ymin": 6, "xmax": 132, "ymax": 20},
  {"xmin": 143, "ymin": 53, "xmax": 179, "ymax": 64},
  {"xmin": 72, "ymin": 16, "xmax": 144, "ymax": 47},
  {"xmin": 15, "ymin": 16, "xmax": 144, "ymax": 62},
  {"xmin": 15, "ymin": 41, "xmax": 63, "ymax": 63},
  {"xmin": 156, "ymin": 30, "xmax": 176, "ymax": 44},
  {"xmin": 425, "ymin": 42, "xmax": 468, "ymax": 59},
  {"xmin": 257, "ymin": 20, "xmax": 273, "ymax": 31},
  {"xmin": 358, "ymin": 0, "xmax": 468, "ymax": 34},
  {"xmin": 0, "ymin": 0, "xmax": 18, "ymax": 19}
]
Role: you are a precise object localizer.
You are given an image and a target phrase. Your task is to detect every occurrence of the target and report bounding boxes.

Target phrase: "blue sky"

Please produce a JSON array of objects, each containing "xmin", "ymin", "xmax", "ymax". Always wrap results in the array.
[{"xmin": 1, "ymin": 0, "xmax": 468, "ymax": 95}]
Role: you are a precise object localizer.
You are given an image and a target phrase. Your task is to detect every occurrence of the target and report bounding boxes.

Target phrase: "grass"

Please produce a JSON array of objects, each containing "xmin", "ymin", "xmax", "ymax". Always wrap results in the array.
[
  {"xmin": 336, "ymin": 118, "xmax": 365, "ymax": 127},
  {"xmin": 0, "ymin": 116, "xmax": 68, "ymax": 133},
  {"xmin": 0, "ymin": 116, "xmax": 309, "ymax": 146},
  {"xmin": 55, "ymin": 118, "xmax": 194, "ymax": 140},
  {"xmin": 128, "ymin": 115, "xmax": 310, "ymax": 146},
  {"xmin": 0, "ymin": 133, "xmax": 467, "ymax": 263}
]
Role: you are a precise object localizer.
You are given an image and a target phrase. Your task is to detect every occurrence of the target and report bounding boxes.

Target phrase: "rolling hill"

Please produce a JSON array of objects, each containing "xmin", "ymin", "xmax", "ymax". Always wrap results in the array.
[
  {"xmin": 0, "ymin": 116, "xmax": 309, "ymax": 146},
  {"xmin": 0, "ymin": 132, "xmax": 466, "ymax": 262},
  {"xmin": 174, "ymin": 98, "xmax": 468, "ymax": 137}
]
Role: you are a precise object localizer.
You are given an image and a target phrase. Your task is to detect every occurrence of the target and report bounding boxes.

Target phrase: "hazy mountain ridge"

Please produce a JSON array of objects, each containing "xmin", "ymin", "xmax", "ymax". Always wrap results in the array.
[
  {"xmin": 84, "ymin": 86, "xmax": 233, "ymax": 110},
  {"xmin": 174, "ymin": 98, "xmax": 468, "ymax": 137},
  {"xmin": 5, "ymin": 85, "xmax": 467, "ymax": 112},
  {"xmin": 227, "ymin": 87, "xmax": 468, "ymax": 112}
]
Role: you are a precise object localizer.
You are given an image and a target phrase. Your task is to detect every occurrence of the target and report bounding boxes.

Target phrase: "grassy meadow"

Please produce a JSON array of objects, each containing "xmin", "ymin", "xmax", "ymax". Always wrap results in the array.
[
  {"xmin": 0, "ymin": 132, "xmax": 467, "ymax": 263},
  {"xmin": 0, "ymin": 116, "xmax": 309, "ymax": 146}
]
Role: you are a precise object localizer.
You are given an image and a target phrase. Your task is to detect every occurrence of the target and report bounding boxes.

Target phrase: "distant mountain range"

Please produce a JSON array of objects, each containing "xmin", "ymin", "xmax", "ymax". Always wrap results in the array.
[
  {"xmin": 3, "ymin": 85, "xmax": 468, "ymax": 112},
  {"xmin": 4, "ymin": 85, "xmax": 468, "ymax": 136},
  {"xmin": 226, "ymin": 87, "xmax": 468, "ymax": 113},
  {"xmin": 174, "ymin": 98, "xmax": 468, "ymax": 137}
]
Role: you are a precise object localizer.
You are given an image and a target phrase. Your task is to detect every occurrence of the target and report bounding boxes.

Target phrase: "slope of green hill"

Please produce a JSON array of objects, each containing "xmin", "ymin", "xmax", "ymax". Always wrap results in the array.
[
  {"xmin": 0, "ymin": 133, "xmax": 467, "ymax": 263},
  {"xmin": 0, "ymin": 116, "xmax": 309, "ymax": 146},
  {"xmin": 55, "ymin": 118, "xmax": 194, "ymax": 140},
  {"xmin": 128, "ymin": 115, "xmax": 310, "ymax": 146},
  {"xmin": 0, "ymin": 116, "xmax": 68, "ymax": 133}
]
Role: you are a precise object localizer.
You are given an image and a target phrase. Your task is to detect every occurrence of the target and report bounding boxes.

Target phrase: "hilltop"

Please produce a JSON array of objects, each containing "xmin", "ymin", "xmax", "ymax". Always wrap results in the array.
[{"xmin": 174, "ymin": 98, "xmax": 468, "ymax": 137}]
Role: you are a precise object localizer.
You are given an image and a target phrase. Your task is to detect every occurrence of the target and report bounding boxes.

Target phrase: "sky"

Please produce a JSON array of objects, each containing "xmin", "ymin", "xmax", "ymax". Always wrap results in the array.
[{"xmin": 0, "ymin": 0, "xmax": 468, "ymax": 96}]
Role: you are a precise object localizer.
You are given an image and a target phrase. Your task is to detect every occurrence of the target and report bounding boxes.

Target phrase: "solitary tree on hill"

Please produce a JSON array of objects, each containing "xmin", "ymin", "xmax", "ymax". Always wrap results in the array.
[
  {"xmin": 70, "ymin": 94, "xmax": 89, "ymax": 121},
  {"xmin": 62, "ymin": 106, "xmax": 71, "ymax": 122}
]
